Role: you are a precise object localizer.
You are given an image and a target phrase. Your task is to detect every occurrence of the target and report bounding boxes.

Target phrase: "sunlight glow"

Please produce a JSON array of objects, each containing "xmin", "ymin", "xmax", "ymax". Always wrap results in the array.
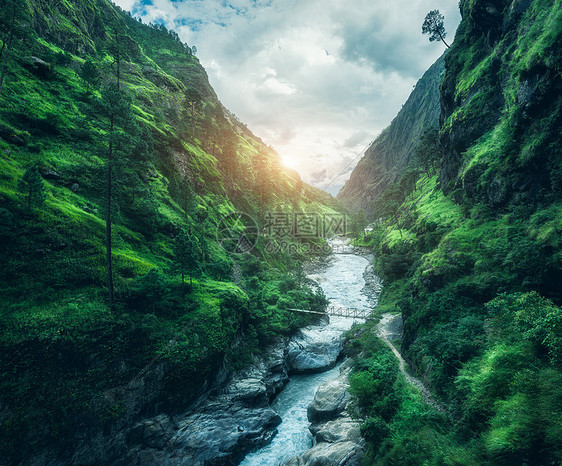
[{"xmin": 280, "ymin": 153, "xmax": 300, "ymax": 170}]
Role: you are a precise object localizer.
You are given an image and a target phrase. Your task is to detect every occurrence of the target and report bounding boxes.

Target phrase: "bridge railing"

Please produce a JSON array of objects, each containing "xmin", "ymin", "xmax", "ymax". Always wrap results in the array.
[{"xmin": 288, "ymin": 306, "xmax": 371, "ymax": 319}]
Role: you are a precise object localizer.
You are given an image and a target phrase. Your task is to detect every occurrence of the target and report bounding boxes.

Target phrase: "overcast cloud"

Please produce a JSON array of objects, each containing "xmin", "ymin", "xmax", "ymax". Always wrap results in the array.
[{"xmin": 114, "ymin": 0, "xmax": 460, "ymax": 195}]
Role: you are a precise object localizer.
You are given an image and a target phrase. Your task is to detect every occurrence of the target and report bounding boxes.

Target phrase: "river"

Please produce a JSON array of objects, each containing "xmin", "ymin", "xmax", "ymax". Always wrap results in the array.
[{"xmin": 240, "ymin": 239, "xmax": 373, "ymax": 465}]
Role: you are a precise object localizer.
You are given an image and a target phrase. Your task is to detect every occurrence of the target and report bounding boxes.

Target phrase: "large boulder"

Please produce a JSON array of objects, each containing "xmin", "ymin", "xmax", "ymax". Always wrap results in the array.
[
  {"xmin": 287, "ymin": 327, "xmax": 343, "ymax": 374},
  {"xmin": 284, "ymin": 441, "xmax": 364, "ymax": 466},
  {"xmin": 167, "ymin": 405, "xmax": 281, "ymax": 465},
  {"xmin": 22, "ymin": 56, "xmax": 52, "ymax": 79},
  {"xmin": 307, "ymin": 378, "xmax": 350, "ymax": 424},
  {"xmin": 312, "ymin": 416, "xmax": 362, "ymax": 444},
  {"xmin": 126, "ymin": 340, "xmax": 289, "ymax": 465},
  {"xmin": 128, "ymin": 414, "xmax": 174, "ymax": 450}
]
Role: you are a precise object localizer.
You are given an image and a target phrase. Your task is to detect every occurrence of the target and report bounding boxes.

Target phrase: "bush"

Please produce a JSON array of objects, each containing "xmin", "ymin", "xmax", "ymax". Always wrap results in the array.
[
  {"xmin": 124, "ymin": 268, "xmax": 178, "ymax": 314},
  {"xmin": 361, "ymin": 415, "xmax": 390, "ymax": 450},
  {"xmin": 349, "ymin": 349, "xmax": 399, "ymax": 415},
  {"xmin": 487, "ymin": 291, "xmax": 562, "ymax": 362}
]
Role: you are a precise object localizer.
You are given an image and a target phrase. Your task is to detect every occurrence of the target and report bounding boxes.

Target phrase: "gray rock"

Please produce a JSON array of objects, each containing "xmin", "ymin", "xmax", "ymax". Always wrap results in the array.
[
  {"xmin": 517, "ymin": 79, "xmax": 535, "ymax": 107},
  {"xmin": 70, "ymin": 183, "xmax": 80, "ymax": 192},
  {"xmin": 284, "ymin": 441, "xmax": 364, "ymax": 466},
  {"xmin": 41, "ymin": 169, "xmax": 61, "ymax": 180},
  {"xmin": 22, "ymin": 56, "xmax": 52, "ymax": 78},
  {"xmin": 284, "ymin": 361, "xmax": 364, "ymax": 466},
  {"xmin": 230, "ymin": 376, "xmax": 268, "ymax": 406},
  {"xmin": 287, "ymin": 327, "xmax": 343, "ymax": 374},
  {"xmin": 126, "ymin": 340, "xmax": 289, "ymax": 465},
  {"xmin": 307, "ymin": 378, "xmax": 350, "ymax": 423},
  {"xmin": 168, "ymin": 405, "xmax": 281, "ymax": 465},
  {"xmin": 312, "ymin": 416, "xmax": 362, "ymax": 444},
  {"xmin": 129, "ymin": 414, "xmax": 174, "ymax": 449},
  {"xmin": 488, "ymin": 175, "xmax": 505, "ymax": 205}
]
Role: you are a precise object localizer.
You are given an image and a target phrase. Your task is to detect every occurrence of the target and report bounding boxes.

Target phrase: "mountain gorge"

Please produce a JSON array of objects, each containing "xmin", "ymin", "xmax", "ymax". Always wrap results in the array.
[
  {"xmin": 1, "ymin": 0, "xmax": 561, "ymax": 464},
  {"xmin": 343, "ymin": 0, "xmax": 562, "ymax": 463},
  {"xmin": 0, "ymin": 0, "xmax": 339, "ymax": 463}
]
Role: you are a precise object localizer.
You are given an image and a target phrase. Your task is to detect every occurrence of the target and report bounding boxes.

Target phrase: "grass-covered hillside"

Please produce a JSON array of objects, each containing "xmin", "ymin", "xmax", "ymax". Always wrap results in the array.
[
  {"xmin": 0, "ymin": 0, "xmax": 340, "ymax": 462},
  {"xmin": 345, "ymin": 0, "xmax": 562, "ymax": 463}
]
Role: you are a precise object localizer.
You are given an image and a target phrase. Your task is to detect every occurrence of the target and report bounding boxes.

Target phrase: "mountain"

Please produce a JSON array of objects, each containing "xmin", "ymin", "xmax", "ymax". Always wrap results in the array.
[
  {"xmin": 337, "ymin": 54, "xmax": 445, "ymax": 214},
  {"xmin": 344, "ymin": 0, "xmax": 562, "ymax": 463},
  {"xmin": 0, "ymin": 0, "xmax": 340, "ymax": 463}
]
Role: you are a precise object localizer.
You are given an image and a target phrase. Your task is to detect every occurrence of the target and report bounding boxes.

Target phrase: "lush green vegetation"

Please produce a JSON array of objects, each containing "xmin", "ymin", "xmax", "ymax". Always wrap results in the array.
[
  {"xmin": 345, "ymin": 322, "xmax": 479, "ymax": 465},
  {"xmin": 345, "ymin": 0, "xmax": 562, "ymax": 463},
  {"xmin": 0, "ymin": 0, "xmax": 339, "ymax": 462}
]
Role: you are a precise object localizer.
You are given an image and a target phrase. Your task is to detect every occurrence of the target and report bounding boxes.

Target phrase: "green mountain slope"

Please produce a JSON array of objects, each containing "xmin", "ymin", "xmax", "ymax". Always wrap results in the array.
[
  {"xmin": 0, "ymin": 0, "xmax": 340, "ymax": 462},
  {"xmin": 337, "ymin": 54, "xmax": 445, "ymax": 213},
  {"xmin": 345, "ymin": 0, "xmax": 562, "ymax": 463}
]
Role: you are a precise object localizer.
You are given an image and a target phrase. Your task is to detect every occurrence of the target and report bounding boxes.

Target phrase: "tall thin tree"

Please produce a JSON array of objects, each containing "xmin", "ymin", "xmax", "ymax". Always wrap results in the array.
[{"xmin": 99, "ymin": 85, "xmax": 132, "ymax": 309}]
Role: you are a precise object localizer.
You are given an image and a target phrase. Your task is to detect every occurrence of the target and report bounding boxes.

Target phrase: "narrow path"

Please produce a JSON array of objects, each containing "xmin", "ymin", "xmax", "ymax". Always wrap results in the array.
[{"xmin": 376, "ymin": 313, "xmax": 446, "ymax": 413}]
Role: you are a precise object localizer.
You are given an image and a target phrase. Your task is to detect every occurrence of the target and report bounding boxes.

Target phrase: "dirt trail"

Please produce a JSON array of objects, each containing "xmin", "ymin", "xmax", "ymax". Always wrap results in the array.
[{"xmin": 376, "ymin": 313, "xmax": 446, "ymax": 413}]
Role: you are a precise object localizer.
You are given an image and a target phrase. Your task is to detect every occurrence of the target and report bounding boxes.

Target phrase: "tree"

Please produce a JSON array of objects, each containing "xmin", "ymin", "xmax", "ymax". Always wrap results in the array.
[
  {"xmin": 349, "ymin": 209, "xmax": 367, "ymax": 237},
  {"xmin": 219, "ymin": 132, "xmax": 239, "ymax": 185},
  {"xmin": 374, "ymin": 183, "xmax": 404, "ymax": 236},
  {"xmin": 79, "ymin": 60, "xmax": 99, "ymax": 93},
  {"xmin": 104, "ymin": 27, "xmax": 136, "ymax": 88},
  {"xmin": 293, "ymin": 261, "xmax": 306, "ymax": 287},
  {"xmin": 172, "ymin": 229, "xmax": 202, "ymax": 293},
  {"xmin": 422, "ymin": 10, "xmax": 450, "ymax": 49},
  {"xmin": 18, "ymin": 165, "xmax": 46, "ymax": 213},
  {"xmin": 98, "ymin": 84, "xmax": 134, "ymax": 309},
  {"xmin": 53, "ymin": 51, "xmax": 72, "ymax": 67},
  {"xmin": 183, "ymin": 88, "xmax": 202, "ymax": 133},
  {"xmin": 0, "ymin": 208, "xmax": 14, "ymax": 238}
]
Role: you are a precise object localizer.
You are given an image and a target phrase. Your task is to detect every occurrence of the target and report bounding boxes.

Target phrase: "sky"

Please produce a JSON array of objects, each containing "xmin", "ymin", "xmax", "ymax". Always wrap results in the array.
[{"xmin": 114, "ymin": 0, "xmax": 461, "ymax": 195}]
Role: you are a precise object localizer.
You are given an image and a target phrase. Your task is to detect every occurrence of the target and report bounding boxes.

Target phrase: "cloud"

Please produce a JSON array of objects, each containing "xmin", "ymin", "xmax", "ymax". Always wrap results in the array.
[
  {"xmin": 335, "ymin": 0, "xmax": 461, "ymax": 78},
  {"xmin": 115, "ymin": 0, "xmax": 461, "ymax": 194},
  {"xmin": 344, "ymin": 131, "xmax": 370, "ymax": 149},
  {"xmin": 310, "ymin": 169, "xmax": 328, "ymax": 185}
]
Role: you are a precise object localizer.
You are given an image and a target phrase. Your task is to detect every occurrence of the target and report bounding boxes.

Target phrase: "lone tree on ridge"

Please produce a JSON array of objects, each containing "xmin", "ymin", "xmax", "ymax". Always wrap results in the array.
[{"xmin": 422, "ymin": 10, "xmax": 450, "ymax": 49}]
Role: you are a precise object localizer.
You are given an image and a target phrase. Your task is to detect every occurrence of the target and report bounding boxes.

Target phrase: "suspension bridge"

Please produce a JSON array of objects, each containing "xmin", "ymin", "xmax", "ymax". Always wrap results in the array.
[{"xmin": 288, "ymin": 305, "xmax": 371, "ymax": 320}]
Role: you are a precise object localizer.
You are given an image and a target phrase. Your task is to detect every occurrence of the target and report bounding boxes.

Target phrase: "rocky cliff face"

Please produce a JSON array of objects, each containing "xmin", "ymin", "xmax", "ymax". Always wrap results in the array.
[
  {"xmin": 438, "ymin": 0, "xmax": 562, "ymax": 198},
  {"xmin": 337, "ymin": 55, "xmax": 445, "ymax": 214}
]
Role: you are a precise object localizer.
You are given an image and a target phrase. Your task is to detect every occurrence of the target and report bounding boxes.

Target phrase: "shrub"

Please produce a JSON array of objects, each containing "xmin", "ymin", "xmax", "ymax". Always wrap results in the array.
[{"xmin": 361, "ymin": 415, "xmax": 390, "ymax": 450}]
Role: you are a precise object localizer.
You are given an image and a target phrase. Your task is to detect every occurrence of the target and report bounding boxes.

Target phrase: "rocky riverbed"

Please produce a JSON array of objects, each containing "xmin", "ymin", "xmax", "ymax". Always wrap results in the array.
[
  {"xmin": 126, "ymin": 312, "xmax": 356, "ymax": 465},
  {"xmin": 282, "ymin": 360, "xmax": 365, "ymax": 466},
  {"xmin": 240, "ymin": 239, "xmax": 379, "ymax": 465},
  {"xmin": 126, "ymin": 340, "xmax": 291, "ymax": 465}
]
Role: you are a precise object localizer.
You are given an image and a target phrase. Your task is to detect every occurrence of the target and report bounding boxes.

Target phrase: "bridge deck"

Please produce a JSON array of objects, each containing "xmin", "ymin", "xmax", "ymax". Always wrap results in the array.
[{"xmin": 288, "ymin": 306, "xmax": 371, "ymax": 319}]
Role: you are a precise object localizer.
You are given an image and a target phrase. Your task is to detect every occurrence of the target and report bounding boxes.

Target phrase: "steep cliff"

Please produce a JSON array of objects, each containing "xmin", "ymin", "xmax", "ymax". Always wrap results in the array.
[
  {"xmin": 337, "ymin": 54, "xmax": 445, "ymax": 214},
  {"xmin": 439, "ymin": 0, "xmax": 562, "ymax": 199},
  {"xmin": 346, "ymin": 0, "xmax": 562, "ymax": 463}
]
